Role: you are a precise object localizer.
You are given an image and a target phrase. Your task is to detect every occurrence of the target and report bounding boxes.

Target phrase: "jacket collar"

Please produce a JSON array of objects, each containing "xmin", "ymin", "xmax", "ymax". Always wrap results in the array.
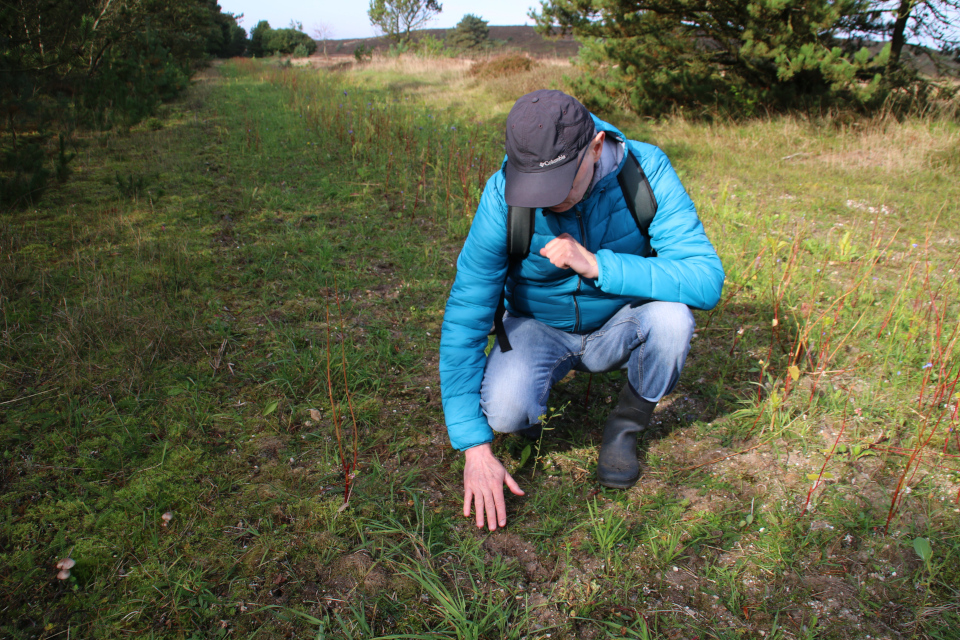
[{"xmin": 583, "ymin": 114, "xmax": 628, "ymax": 202}]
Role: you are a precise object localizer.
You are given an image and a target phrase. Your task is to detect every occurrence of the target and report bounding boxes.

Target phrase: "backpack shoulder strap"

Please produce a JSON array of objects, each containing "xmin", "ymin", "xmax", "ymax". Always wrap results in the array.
[
  {"xmin": 496, "ymin": 205, "xmax": 535, "ymax": 352},
  {"xmin": 506, "ymin": 205, "xmax": 535, "ymax": 259},
  {"xmin": 616, "ymin": 149, "xmax": 657, "ymax": 240}
]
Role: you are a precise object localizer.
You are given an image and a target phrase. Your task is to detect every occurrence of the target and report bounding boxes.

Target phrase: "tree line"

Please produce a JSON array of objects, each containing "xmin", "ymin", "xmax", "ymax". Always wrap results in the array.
[{"xmin": 0, "ymin": 2, "xmax": 319, "ymax": 210}]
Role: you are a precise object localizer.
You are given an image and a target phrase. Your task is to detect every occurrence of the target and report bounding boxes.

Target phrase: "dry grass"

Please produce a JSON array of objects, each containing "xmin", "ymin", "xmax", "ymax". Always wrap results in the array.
[
  {"xmin": 469, "ymin": 54, "xmax": 540, "ymax": 79},
  {"xmin": 814, "ymin": 119, "xmax": 960, "ymax": 173},
  {"xmin": 633, "ymin": 112, "xmax": 959, "ymax": 179},
  {"xmin": 319, "ymin": 52, "xmax": 576, "ymax": 121},
  {"xmin": 361, "ymin": 53, "xmax": 475, "ymax": 75}
]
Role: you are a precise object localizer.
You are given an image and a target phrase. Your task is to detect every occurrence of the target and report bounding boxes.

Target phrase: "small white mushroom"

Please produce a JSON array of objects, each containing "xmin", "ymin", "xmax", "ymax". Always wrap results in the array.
[
  {"xmin": 56, "ymin": 558, "xmax": 76, "ymax": 571},
  {"xmin": 57, "ymin": 569, "xmax": 71, "ymax": 580},
  {"xmin": 161, "ymin": 512, "xmax": 173, "ymax": 527}
]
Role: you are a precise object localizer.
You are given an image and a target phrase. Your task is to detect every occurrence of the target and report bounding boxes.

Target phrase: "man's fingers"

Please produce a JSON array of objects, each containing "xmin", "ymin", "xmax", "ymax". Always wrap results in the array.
[
  {"xmin": 482, "ymin": 489, "xmax": 499, "ymax": 531},
  {"xmin": 474, "ymin": 492, "xmax": 485, "ymax": 528},
  {"xmin": 540, "ymin": 245, "xmax": 570, "ymax": 269},
  {"xmin": 492, "ymin": 485, "xmax": 508, "ymax": 528},
  {"xmin": 504, "ymin": 472, "xmax": 525, "ymax": 496},
  {"xmin": 463, "ymin": 488, "xmax": 472, "ymax": 518}
]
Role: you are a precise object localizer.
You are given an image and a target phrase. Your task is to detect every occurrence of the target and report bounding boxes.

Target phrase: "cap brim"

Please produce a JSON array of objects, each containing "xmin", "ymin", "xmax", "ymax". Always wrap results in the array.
[{"xmin": 504, "ymin": 158, "xmax": 580, "ymax": 209}]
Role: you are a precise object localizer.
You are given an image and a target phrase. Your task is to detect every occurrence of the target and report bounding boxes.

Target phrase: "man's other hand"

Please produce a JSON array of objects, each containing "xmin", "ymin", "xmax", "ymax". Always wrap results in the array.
[
  {"xmin": 463, "ymin": 443, "xmax": 524, "ymax": 531},
  {"xmin": 540, "ymin": 233, "xmax": 598, "ymax": 279}
]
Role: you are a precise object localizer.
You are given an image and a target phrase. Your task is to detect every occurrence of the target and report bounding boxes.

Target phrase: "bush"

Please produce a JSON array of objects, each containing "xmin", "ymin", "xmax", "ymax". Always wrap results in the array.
[
  {"xmin": 74, "ymin": 33, "xmax": 187, "ymax": 130},
  {"xmin": 0, "ymin": 139, "xmax": 50, "ymax": 210},
  {"xmin": 80, "ymin": 32, "xmax": 189, "ymax": 129},
  {"xmin": 354, "ymin": 44, "xmax": 373, "ymax": 63},
  {"xmin": 263, "ymin": 28, "xmax": 317, "ymax": 56},
  {"xmin": 386, "ymin": 40, "xmax": 412, "ymax": 58},
  {"xmin": 469, "ymin": 55, "xmax": 539, "ymax": 79},
  {"xmin": 249, "ymin": 22, "xmax": 316, "ymax": 57},
  {"xmin": 415, "ymin": 35, "xmax": 447, "ymax": 58},
  {"xmin": 292, "ymin": 43, "xmax": 310, "ymax": 59}
]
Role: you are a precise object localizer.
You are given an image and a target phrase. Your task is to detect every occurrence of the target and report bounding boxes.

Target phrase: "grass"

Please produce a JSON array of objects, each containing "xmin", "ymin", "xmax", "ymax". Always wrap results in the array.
[{"xmin": 0, "ymin": 55, "xmax": 958, "ymax": 639}]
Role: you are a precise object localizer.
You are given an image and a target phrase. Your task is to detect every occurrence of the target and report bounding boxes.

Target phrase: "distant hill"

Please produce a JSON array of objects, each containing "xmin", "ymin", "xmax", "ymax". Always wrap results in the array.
[{"xmin": 325, "ymin": 25, "xmax": 580, "ymax": 59}]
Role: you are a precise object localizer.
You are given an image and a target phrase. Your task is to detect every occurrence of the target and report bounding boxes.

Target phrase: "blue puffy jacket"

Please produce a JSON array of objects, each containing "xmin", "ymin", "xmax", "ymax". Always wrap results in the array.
[{"xmin": 440, "ymin": 115, "xmax": 724, "ymax": 451}]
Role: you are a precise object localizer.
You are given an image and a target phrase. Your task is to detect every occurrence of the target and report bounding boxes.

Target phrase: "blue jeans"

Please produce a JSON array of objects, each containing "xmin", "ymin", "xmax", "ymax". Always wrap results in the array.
[{"xmin": 480, "ymin": 301, "xmax": 695, "ymax": 433}]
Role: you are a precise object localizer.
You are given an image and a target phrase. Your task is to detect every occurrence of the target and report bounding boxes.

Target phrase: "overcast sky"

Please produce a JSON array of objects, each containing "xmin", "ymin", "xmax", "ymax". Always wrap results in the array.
[{"xmin": 217, "ymin": 0, "xmax": 540, "ymax": 40}]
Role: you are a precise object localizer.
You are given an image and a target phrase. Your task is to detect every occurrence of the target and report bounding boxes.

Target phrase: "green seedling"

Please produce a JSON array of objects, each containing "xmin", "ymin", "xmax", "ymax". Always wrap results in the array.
[
  {"xmin": 587, "ymin": 499, "xmax": 629, "ymax": 559},
  {"xmin": 645, "ymin": 528, "xmax": 684, "ymax": 566},
  {"xmin": 738, "ymin": 497, "xmax": 756, "ymax": 529},
  {"xmin": 913, "ymin": 536, "xmax": 933, "ymax": 568},
  {"xmin": 520, "ymin": 401, "xmax": 568, "ymax": 477}
]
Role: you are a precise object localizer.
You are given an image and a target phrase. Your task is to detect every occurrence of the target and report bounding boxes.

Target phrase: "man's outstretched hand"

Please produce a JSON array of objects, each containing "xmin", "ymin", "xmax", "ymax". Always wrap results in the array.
[
  {"xmin": 463, "ymin": 443, "xmax": 524, "ymax": 531},
  {"xmin": 540, "ymin": 233, "xmax": 598, "ymax": 280}
]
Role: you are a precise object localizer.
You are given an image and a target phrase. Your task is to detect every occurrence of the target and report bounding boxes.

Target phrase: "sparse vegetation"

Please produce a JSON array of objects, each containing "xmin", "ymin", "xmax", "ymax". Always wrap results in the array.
[{"xmin": 1, "ymin": 54, "xmax": 958, "ymax": 639}]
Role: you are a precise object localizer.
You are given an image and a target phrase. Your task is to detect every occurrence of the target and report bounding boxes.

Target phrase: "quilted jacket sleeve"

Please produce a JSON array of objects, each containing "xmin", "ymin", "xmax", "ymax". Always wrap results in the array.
[
  {"xmin": 594, "ymin": 143, "xmax": 724, "ymax": 310},
  {"xmin": 439, "ymin": 173, "xmax": 510, "ymax": 451}
]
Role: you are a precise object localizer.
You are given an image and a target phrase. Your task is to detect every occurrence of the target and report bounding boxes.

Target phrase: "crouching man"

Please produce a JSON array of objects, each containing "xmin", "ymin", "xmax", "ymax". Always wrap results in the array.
[{"xmin": 439, "ymin": 90, "xmax": 724, "ymax": 531}]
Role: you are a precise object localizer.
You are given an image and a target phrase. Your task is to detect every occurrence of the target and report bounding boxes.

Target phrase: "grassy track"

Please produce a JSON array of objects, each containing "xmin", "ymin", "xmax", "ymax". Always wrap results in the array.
[{"xmin": 1, "ymin": 58, "xmax": 959, "ymax": 639}]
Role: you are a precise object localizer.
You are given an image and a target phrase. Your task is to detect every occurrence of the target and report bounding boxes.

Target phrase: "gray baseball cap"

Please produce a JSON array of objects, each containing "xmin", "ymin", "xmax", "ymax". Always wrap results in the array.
[{"xmin": 504, "ymin": 90, "xmax": 595, "ymax": 208}]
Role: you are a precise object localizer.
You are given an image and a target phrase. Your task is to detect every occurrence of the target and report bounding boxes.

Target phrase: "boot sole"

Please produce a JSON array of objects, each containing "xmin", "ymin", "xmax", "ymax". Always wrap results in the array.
[{"xmin": 597, "ymin": 473, "xmax": 640, "ymax": 490}]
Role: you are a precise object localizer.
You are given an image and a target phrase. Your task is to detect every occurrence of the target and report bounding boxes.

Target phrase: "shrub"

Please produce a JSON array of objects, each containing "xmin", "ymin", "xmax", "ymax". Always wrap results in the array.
[
  {"xmin": 354, "ymin": 44, "xmax": 373, "ymax": 63},
  {"xmin": 292, "ymin": 43, "xmax": 310, "ymax": 59},
  {"xmin": 0, "ymin": 139, "xmax": 50, "ymax": 210},
  {"xmin": 415, "ymin": 34, "xmax": 447, "ymax": 58},
  {"xmin": 250, "ymin": 22, "xmax": 317, "ymax": 57},
  {"xmin": 80, "ymin": 32, "xmax": 189, "ymax": 130},
  {"xmin": 469, "ymin": 55, "xmax": 539, "ymax": 79},
  {"xmin": 263, "ymin": 28, "xmax": 317, "ymax": 56}
]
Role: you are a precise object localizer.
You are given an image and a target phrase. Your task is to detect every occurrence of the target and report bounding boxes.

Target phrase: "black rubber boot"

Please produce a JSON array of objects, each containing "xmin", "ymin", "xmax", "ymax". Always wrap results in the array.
[{"xmin": 597, "ymin": 384, "xmax": 656, "ymax": 489}]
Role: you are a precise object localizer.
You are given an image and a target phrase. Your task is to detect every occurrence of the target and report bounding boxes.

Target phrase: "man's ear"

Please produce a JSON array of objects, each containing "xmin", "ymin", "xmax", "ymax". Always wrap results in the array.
[{"xmin": 591, "ymin": 131, "xmax": 606, "ymax": 159}]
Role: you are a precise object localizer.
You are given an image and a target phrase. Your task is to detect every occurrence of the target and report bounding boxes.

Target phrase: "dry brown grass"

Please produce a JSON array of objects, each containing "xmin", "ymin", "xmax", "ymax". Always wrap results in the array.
[
  {"xmin": 469, "ymin": 54, "xmax": 539, "ymax": 79},
  {"xmin": 644, "ymin": 112, "xmax": 960, "ymax": 177},
  {"xmin": 362, "ymin": 54, "xmax": 475, "ymax": 76},
  {"xmin": 317, "ymin": 52, "xmax": 576, "ymax": 121},
  {"xmin": 814, "ymin": 118, "xmax": 960, "ymax": 173}
]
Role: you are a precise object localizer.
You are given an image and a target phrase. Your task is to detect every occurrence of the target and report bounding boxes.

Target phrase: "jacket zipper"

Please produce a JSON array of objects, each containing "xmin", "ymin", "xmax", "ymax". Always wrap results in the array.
[{"xmin": 573, "ymin": 208, "xmax": 586, "ymax": 332}]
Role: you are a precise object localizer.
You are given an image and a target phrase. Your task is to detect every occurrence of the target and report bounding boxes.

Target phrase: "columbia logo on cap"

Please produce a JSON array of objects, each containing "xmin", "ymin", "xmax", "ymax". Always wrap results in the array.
[{"xmin": 539, "ymin": 154, "xmax": 566, "ymax": 168}]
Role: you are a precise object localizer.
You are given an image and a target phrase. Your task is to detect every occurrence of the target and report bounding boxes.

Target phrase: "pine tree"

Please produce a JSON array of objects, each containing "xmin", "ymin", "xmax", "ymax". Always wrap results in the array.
[
  {"xmin": 532, "ymin": 0, "xmax": 913, "ymax": 115},
  {"xmin": 447, "ymin": 14, "xmax": 489, "ymax": 51}
]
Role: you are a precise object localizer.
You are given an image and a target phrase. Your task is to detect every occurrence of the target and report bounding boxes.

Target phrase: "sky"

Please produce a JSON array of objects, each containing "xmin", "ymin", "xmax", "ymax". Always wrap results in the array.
[{"xmin": 217, "ymin": 0, "xmax": 540, "ymax": 40}]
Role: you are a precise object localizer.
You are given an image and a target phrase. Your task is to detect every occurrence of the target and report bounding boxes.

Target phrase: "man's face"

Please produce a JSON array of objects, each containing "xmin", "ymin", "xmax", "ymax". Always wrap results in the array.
[{"xmin": 548, "ymin": 131, "xmax": 606, "ymax": 213}]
